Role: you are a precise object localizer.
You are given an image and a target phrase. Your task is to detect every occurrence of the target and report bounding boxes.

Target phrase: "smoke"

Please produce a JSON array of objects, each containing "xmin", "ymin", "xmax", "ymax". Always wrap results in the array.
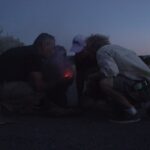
[{"xmin": 42, "ymin": 45, "xmax": 74, "ymax": 86}]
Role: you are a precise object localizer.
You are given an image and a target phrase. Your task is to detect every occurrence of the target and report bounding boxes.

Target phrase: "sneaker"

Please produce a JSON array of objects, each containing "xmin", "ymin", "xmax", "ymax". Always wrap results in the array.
[{"xmin": 109, "ymin": 112, "xmax": 141, "ymax": 124}]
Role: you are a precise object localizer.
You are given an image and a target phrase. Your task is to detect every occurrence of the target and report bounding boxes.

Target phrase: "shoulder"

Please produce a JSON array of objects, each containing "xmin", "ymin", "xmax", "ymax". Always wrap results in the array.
[
  {"xmin": 0, "ymin": 45, "xmax": 35, "ymax": 57},
  {"xmin": 97, "ymin": 44, "xmax": 128, "ymax": 57}
]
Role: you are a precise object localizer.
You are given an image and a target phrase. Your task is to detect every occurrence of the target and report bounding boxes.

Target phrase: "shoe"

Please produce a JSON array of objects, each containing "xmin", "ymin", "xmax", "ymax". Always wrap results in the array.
[{"xmin": 109, "ymin": 112, "xmax": 141, "ymax": 124}]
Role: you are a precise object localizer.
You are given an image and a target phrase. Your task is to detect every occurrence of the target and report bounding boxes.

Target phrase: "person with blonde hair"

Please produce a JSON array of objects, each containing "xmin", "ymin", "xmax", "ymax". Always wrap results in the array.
[{"xmin": 83, "ymin": 34, "xmax": 150, "ymax": 123}]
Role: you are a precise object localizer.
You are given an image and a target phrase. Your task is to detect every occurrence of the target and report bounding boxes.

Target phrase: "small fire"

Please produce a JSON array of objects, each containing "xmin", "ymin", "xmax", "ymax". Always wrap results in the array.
[{"xmin": 63, "ymin": 69, "xmax": 73, "ymax": 79}]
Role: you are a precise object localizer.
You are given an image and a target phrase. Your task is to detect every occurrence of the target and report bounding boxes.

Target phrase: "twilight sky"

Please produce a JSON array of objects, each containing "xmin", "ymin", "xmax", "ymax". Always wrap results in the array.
[{"xmin": 0, "ymin": 0, "xmax": 150, "ymax": 55}]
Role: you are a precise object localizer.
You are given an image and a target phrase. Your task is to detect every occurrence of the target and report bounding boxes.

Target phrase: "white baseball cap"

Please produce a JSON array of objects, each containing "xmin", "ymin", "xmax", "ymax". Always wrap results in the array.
[{"xmin": 70, "ymin": 35, "xmax": 86, "ymax": 53}]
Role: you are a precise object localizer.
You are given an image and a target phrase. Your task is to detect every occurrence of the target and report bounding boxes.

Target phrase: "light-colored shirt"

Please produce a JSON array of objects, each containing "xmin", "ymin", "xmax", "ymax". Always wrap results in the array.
[{"xmin": 96, "ymin": 44, "xmax": 150, "ymax": 81}]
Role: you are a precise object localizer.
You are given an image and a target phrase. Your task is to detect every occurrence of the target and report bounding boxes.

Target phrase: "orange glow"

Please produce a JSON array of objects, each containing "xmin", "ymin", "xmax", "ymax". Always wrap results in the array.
[{"xmin": 64, "ymin": 69, "xmax": 73, "ymax": 79}]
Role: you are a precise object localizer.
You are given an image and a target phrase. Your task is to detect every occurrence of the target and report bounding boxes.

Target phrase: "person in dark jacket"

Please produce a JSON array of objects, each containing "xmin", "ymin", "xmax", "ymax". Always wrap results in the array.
[{"xmin": 0, "ymin": 33, "xmax": 73, "ymax": 115}]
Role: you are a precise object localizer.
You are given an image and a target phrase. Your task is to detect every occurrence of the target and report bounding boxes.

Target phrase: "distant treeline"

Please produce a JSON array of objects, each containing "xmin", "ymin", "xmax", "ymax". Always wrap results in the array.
[{"xmin": 0, "ymin": 30, "xmax": 24, "ymax": 54}]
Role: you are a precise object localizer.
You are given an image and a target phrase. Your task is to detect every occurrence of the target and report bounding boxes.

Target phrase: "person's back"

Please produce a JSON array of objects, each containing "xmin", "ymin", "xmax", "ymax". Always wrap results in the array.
[{"xmin": 97, "ymin": 44, "xmax": 150, "ymax": 81}]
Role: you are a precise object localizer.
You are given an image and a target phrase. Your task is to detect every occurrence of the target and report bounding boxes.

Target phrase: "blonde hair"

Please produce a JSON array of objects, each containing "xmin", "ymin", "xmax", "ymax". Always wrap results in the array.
[{"xmin": 86, "ymin": 34, "xmax": 110, "ymax": 52}]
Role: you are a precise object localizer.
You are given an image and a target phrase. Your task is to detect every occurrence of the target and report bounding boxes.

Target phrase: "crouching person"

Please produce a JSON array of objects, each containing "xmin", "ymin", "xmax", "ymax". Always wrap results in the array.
[
  {"xmin": 83, "ymin": 34, "xmax": 150, "ymax": 123},
  {"xmin": 0, "ymin": 33, "xmax": 73, "ymax": 116}
]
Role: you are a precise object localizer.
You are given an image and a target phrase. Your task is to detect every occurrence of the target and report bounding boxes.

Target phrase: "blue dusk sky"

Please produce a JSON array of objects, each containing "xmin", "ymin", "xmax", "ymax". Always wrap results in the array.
[{"xmin": 0, "ymin": 0, "xmax": 150, "ymax": 55}]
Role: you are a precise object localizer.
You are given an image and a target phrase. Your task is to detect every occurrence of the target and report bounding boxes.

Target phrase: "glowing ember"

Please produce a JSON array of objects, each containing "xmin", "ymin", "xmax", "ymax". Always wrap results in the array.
[{"xmin": 64, "ymin": 69, "xmax": 73, "ymax": 79}]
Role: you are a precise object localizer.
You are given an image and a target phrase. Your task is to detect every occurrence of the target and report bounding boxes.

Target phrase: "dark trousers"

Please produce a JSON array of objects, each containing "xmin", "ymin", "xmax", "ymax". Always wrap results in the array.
[{"xmin": 40, "ymin": 79, "xmax": 73, "ymax": 108}]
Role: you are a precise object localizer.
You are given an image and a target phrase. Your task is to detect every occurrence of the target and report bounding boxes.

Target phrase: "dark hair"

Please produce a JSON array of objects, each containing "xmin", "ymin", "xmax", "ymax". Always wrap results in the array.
[
  {"xmin": 86, "ymin": 34, "xmax": 110, "ymax": 52},
  {"xmin": 33, "ymin": 33, "xmax": 55, "ymax": 48},
  {"xmin": 55, "ymin": 45, "xmax": 67, "ymax": 57}
]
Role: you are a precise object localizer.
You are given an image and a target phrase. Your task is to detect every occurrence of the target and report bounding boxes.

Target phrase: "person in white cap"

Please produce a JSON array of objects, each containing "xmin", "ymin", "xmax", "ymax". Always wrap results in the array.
[
  {"xmin": 70, "ymin": 35, "xmax": 99, "ymax": 107},
  {"xmin": 70, "ymin": 34, "xmax": 86, "ymax": 55}
]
